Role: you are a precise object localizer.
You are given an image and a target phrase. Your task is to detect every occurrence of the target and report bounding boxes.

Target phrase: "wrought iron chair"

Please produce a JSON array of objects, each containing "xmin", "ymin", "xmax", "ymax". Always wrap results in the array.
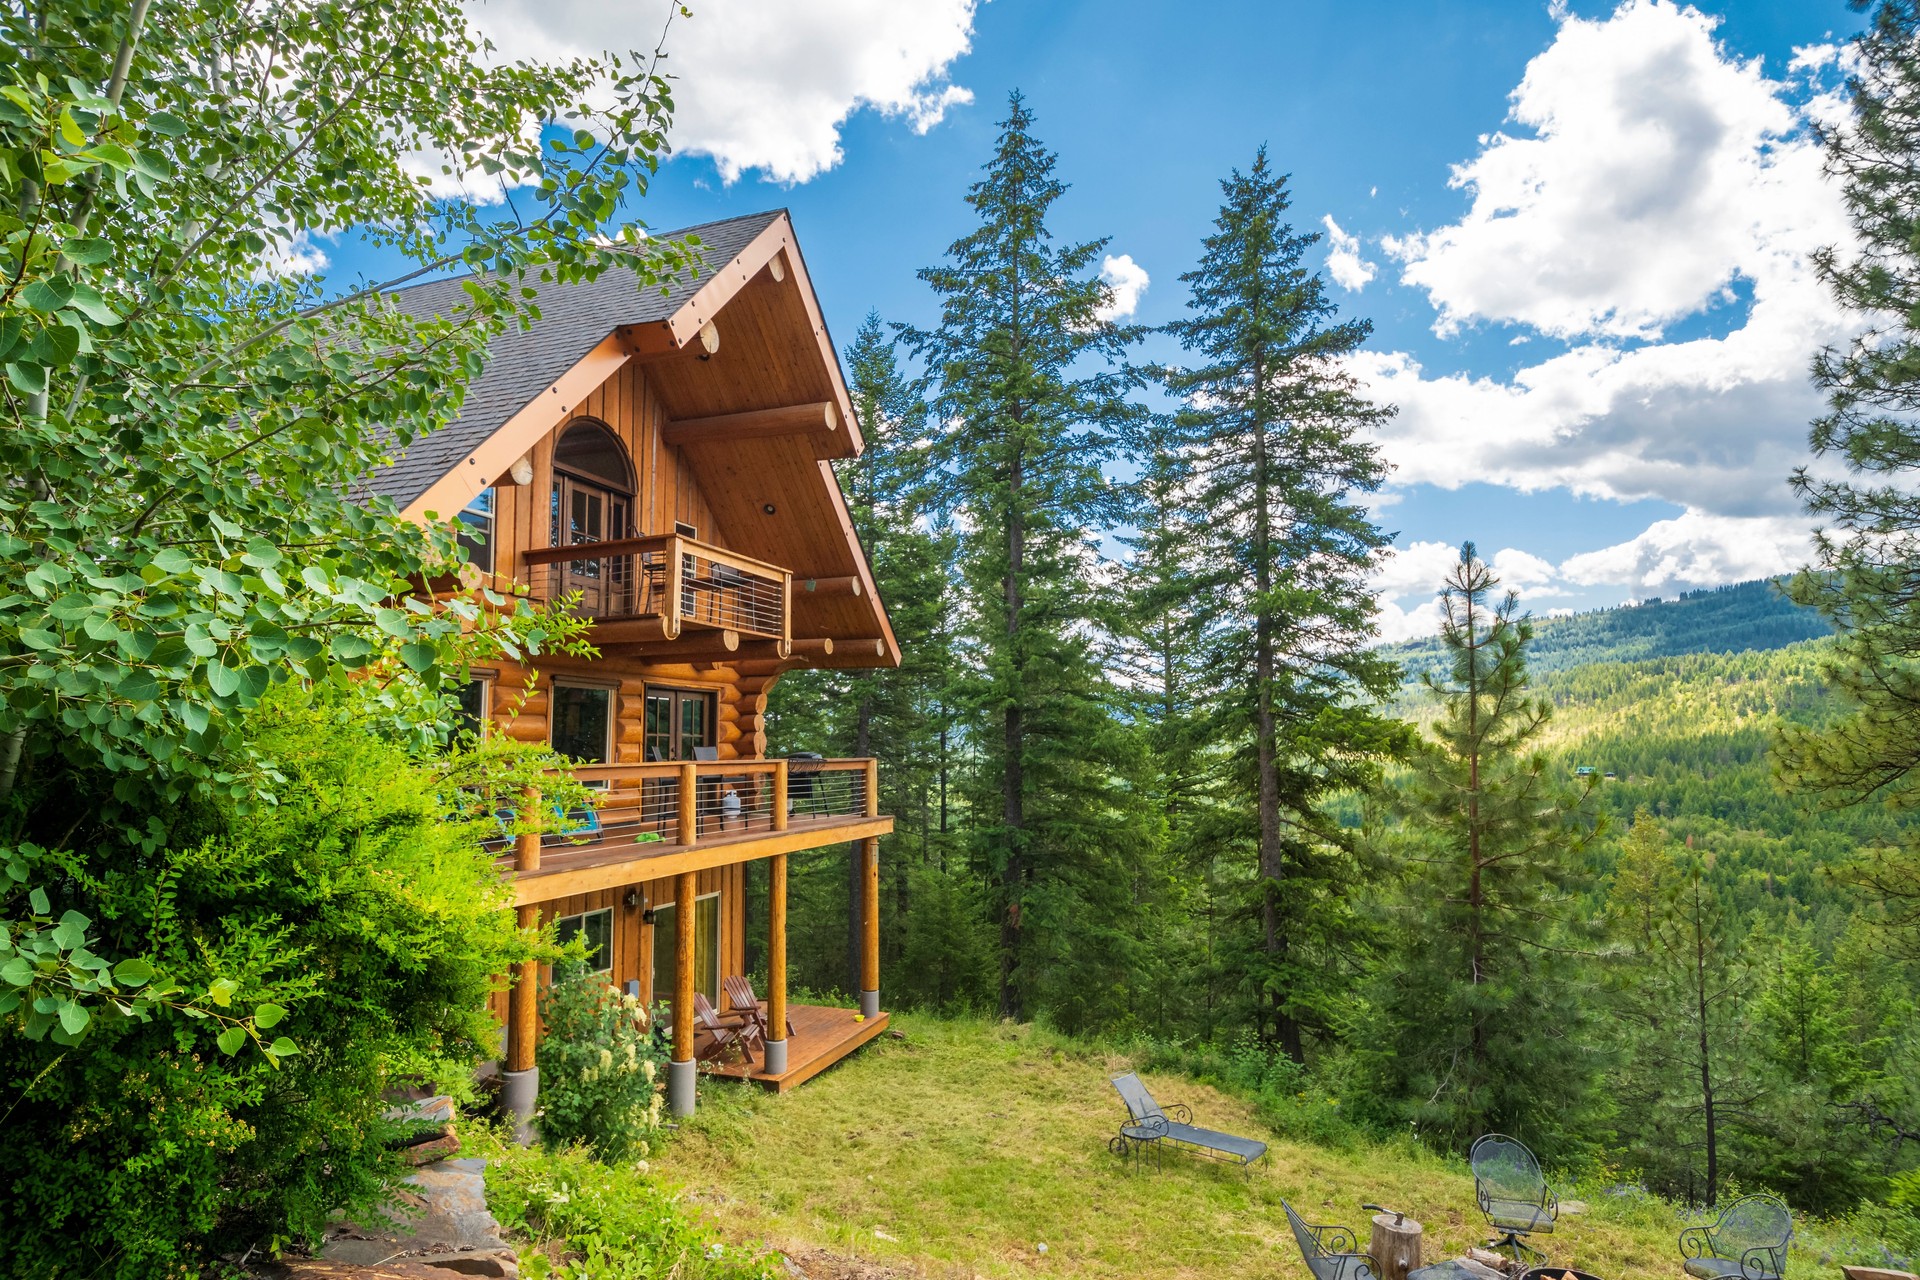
[
  {"xmin": 1281, "ymin": 1199, "xmax": 1379, "ymax": 1280},
  {"xmin": 1106, "ymin": 1073, "xmax": 1268, "ymax": 1172},
  {"xmin": 1469, "ymin": 1133, "xmax": 1558, "ymax": 1264},
  {"xmin": 1678, "ymin": 1194, "xmax": 1792, "ymax": 1280}
]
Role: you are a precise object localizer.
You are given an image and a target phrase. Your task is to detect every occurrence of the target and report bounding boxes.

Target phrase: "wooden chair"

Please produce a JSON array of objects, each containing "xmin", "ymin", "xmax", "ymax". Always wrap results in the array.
[
  {"xmin": 722, "ymin": 973, "xmax": 794, "ymax": 1040},
  {"xmin": 692, "ymin": 992, "xmax": 762, "ymax": 1064}
]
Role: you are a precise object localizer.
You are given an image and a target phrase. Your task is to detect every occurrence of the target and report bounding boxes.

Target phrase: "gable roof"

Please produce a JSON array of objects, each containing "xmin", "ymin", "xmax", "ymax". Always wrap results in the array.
[{"xmin": 367, "ymin": 210, "xmax": 785, "ymax": 513}]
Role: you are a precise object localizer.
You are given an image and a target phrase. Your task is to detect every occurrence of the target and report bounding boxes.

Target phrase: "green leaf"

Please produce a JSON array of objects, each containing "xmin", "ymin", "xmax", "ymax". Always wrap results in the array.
[
  {"xmin": 216, "ymin": 1026, "xmax": 246, "ymax": 1056},
  {"xmin": 58, "ymin": 1000, "xmax": 89, "ymax": 1036},
  {"xmin": 28, "ymin": 887, "xmax": 48, "ymax": 915},
  {"xmin": 19, "ymin": 276, "xmax": 74, "ymax": 312},
  {"xmin": 253, "ymin": 1002, "xmax": 285, "ymax": 1028},
  {"xmin": 6, "ymin": 362, "xmax": 47, "ymax": 396},
  {"xmin": 399, "ymin": 641, "xmax": 438, "ymax": 672},
  {"xmin": 206, "ymin": 661, "xmax": 240, "ymax": 698},
  {"xmin": 19, "ymin": 627, "xmax": 61, "ymax": 650},
  {"xmin": 207, "ymin": 977, "xmax": 238, "ymax": 1008},
  {"xmin": 267, "ymin": 1036, "xmax": 298, "ymax": 1057},
  {"xmin": 112, "ymin": 957, "xmax": 154, "ymax": 987},
  {"xmin": 145, "ymin": 109, "xmax": 189, "ymax": 136},
  {"xmin": 66, "ymin": 283, "xmax": 120, "ymax": 325},
  {"xmin": 1, "ymin": 957, "xmax": 32, "ymax": 987},
  {"xmin": 60, "ymin": 237, "xmax": 112, "ymax": 265}
]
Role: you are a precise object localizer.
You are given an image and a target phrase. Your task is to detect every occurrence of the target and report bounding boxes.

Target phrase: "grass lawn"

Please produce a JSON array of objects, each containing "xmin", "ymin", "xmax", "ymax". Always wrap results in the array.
[{"xmin": 658, "ymin": 1015, "xmax": 1813, "ymax": 1280}]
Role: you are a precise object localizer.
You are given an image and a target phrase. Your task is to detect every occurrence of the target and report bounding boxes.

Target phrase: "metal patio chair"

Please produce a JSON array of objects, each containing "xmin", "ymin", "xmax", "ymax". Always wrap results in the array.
[
  {"xmin": 1281, "ymin": 1199, "xmax": 1378, "ymax": 1280},
  {"xmin": 1106, "ymin": 1072, "xmax": 1268, "ymax": 1172},
  {"xmin": 1469, "ymin": 1133, "xmax": 1558, "ymax": 1264},
  {"xmin": 1678, "ymin": 1194, "xmax": 1792, "ymax": 1280}
]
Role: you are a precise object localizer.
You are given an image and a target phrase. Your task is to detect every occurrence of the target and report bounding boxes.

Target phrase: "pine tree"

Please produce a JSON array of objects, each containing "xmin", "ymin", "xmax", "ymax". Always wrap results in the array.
[
  {"xmin": 1604, "ymin": 811, "xmax": 1759, "ymax": 1206},
  {"xmin": 902, "ymin": 93, "xmax": 1144, "ymax": 1021},
  {"xmin": 1161, "ymin": 147, "xmax": 1402, "ymax": 1060},
  {"xmin": 1368, "ymin": 544, "xmax": 1601, "ymax": 1148},
  {"xmin": 1781, "ymin": 0, "xmax": 1920, "ymax": 952}
]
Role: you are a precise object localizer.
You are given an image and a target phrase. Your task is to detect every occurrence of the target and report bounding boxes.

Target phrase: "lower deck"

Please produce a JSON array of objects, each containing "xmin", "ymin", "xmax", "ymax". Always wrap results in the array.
[{"xmin": 700, "ymin": 1003, "xmax": 891, "ymax": 1093}]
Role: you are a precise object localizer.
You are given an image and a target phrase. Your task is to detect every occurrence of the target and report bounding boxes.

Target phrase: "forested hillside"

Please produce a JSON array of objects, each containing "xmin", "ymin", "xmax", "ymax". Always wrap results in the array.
[{"xmin": 1386, "ymin": 578, "xmax": 1832, "ymax": 677}]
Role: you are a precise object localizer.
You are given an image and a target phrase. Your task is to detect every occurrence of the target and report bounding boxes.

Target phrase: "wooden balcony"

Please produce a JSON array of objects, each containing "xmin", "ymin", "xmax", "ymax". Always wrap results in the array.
[
  {"xmin": 501, "ymin": 757, "xmax": 888, "ymax": 906},
  {"xmin": 520, "ymin": 533, "xmax": 791, "ymax": 654}
]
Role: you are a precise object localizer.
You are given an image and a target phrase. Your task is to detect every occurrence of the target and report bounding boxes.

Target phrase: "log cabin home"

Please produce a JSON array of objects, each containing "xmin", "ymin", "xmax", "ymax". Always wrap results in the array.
[{"xmin": 365, "ymin": 210, "xmax": 898, "ymax": 1121}]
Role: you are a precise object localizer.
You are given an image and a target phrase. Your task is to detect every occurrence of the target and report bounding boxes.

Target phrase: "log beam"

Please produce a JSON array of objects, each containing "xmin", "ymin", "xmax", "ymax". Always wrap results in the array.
[
  {"xmin": 663, "ymin": 401, "xmax": 838, "ymax": 446},
  {"xmin": 764, "ymin": 852, "xmax": 789, "ymax": 1075},
  {"xmin": 620, "ymin": 319, "xmax": 719, "ymax": 360},
  {"xmin": 668, "ymin": 869, "xmax": 698, "ymax": 1116},
  {"xmin": 859, "ymin": 837, "xmax": 880, "ymax": 1018},
  {"xmin": 800, "ymin": 576, "xmax": 862, "ymax": 597}
]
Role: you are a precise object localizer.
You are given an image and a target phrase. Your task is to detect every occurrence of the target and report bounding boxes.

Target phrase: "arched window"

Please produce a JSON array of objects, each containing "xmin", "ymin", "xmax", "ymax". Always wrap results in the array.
[
  {"xmin": 552, "ymin": 418, "xmax": 634, "ymax": 492},
  {"xmin": 550, "ymin": 419, "xmax": 634, "ymax": 553}
]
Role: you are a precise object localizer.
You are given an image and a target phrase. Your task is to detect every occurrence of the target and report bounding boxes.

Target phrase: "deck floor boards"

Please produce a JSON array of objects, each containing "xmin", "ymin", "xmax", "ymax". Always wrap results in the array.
[{"xmin": 698, "ymin": 1002, "xmax": 888, "ymax": 1093}]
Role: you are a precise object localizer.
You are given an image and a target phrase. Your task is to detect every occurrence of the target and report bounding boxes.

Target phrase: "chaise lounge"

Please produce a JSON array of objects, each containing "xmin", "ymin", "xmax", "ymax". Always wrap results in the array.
[{"xmin": 1107, "ymin": 1072, "xmax": 1268, "ymax": 1172}]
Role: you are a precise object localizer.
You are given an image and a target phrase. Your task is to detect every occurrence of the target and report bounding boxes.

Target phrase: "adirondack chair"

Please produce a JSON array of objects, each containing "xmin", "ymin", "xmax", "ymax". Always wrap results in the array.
[
  {"xmin": 1678, "ymin": 1195, "xmax": 1793, "ymax": 1280},
  {"xmin": 1107, "ymin": 1072, "xmax": 1268, "ymax": 1172},
  {"xmin": 693, "ymin": 991, "xmax": 763, "ymax": 1064},
  {"xmin": 721, "ymin": 973, "xmax": 794, "ymax": 1040},
  {"xmin": 1281, "ymin": 1199, "xmax": 1378, "ymax": 1280},
  {"xmin": 1470, "ymin": 1134, "xmax": 1557, "ymax": 1264}
]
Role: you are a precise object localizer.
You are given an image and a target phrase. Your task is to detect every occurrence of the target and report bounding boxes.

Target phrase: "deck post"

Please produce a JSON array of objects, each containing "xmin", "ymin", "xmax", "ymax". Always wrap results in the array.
[
  {"xmin": 772, "ymin": 759, "xmax": 788, "ymax": 833},
  {"xmin": 763, "ymin": 852, "xmax": 789, "ymax": 1075},
  {"xmin": 859, "ymin": 837, "xmax": 880, "ymax": 1019},
  {"xmin": 678, "ymin": 761, "xmax": 698, "ymax": 846},
  {"xmin": 668, "ymin": 868, "xmax": 698, "ymax": 1116},
  {"xmin": 504, "ymin": 788, "xmax": 542, "ymax": 1145}
]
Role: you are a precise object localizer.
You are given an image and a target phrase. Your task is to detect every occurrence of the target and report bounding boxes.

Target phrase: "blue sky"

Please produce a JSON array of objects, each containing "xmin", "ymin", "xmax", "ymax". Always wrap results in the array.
[{"xmin": 329, "ymin": 0, "xmax": 1866, "ymax": 638}]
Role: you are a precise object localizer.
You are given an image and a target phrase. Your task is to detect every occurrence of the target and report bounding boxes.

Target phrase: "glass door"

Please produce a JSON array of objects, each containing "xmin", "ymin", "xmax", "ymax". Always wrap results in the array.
[
  {"xmin": 649, "ymin": 893, "xmax": 720, "ymax": 1005},
  {"xmin": 550, "ymin": 476, "xmax": 630, "ymax": 614},
  {"xmin": 643, "ymin": 688, "xmax": 715, "ymax": 761}
]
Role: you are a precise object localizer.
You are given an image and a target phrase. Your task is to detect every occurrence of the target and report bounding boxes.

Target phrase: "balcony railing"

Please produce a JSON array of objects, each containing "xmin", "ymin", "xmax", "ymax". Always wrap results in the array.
[
  {"xmin": 494, "ymin": 758, "xmax": 878, "ymax": 855},
  {"xmin": 520, "ymin": 534, "xmax": 790, "ymax": 643}
]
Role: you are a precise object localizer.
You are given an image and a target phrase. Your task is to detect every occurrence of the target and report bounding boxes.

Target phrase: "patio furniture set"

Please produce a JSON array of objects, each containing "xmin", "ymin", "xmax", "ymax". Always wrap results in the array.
[
  {"xmin": 1105, "ymin": 1078, "xmax": 1796, "ymax": 1280},
  {"xmin": 692, "ymin": 974, "xmax": 793, "ymax": 1067}
]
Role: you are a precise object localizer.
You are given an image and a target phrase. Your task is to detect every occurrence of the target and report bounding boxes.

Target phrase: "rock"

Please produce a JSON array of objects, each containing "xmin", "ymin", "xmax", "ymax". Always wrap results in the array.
[
  {"xmin": 320, "ymin": 1158, "xmax": 515, "ymax": 1280},
  {"xmin": 1559, "ymin": 1200, "xmax": 1588, "ymax": 1216},
  {"xmin": 384, "ymin": 1096, "xmax": 457, "ymax": 1126}
]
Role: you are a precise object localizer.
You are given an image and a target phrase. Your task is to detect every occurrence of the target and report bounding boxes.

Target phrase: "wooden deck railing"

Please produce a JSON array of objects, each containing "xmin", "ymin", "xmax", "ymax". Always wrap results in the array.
[
  {"xmin": 520, "ymin": 533, "xmax": 791, "ymax": 643},
  {"xmin": 499, "ymin": 757, "xmax": 878, "ymax": 854}
]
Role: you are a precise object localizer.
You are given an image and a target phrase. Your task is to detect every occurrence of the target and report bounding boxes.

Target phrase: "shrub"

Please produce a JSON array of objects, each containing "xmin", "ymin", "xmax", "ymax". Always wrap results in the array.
[
  {"xmin": 0, "ymin": 688, "xmax": 536, "ymax": 1278},
  {"xmin": 482, "ymin": 1135, "xmax": 778, "ymax": 1280},
  {"xmin": 536, "ymin": 966, "xmax": 669, "ymax": 1161}
]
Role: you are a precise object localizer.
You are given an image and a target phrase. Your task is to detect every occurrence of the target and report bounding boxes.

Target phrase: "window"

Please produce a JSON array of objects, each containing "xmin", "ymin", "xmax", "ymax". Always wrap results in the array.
[
  {"xmin": 556, "ymin": 907, "xmax": 614, "ymax": 973},
  {"xmin": 550, "ymin": 683, "xmax": 612, "ymax": 765},
  {"xmin": 456, "ymin": 487, "xmax": 495, "ymax": 573},
  {"xmin": 649, "ymin": 892, "xmax": 720, "ymax": 1003},
  {"xmin": 453, "ymin": 678, "xmax": 488, "ymax": 739}
]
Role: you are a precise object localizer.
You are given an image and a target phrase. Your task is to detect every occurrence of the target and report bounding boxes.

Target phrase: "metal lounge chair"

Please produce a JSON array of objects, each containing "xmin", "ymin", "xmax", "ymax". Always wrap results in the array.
[
  {"xmin": 1107, "ymin": 1072, "xmax": 1268, "ymax": 1171},
  {"xmin": 1469, "ymin": 1133, "xmax": 1558, "ymax": 1264},
  {"xmin": 1678, "ymin": 1194, "xmax": 1793, "ymax": 1280},
  {"xmin": 1281, "ymin": 1199, "xmax": 1378, "ymax": 1280}
]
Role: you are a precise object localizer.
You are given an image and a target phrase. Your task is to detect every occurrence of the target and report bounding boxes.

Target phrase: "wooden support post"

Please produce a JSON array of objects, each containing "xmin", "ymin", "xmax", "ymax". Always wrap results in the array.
[
  {"xmin": 772, "ymin": 759, "xmax": 789, "ymax": 833},
  {"xmin": 1369, "ymin": 1213, "xmax": 1424, "ymax": 1280},
  {"xmin": 764, "ymin": 852, "xmax": 789, "ymax": 1075},
  {"xmin": 505, "ymin": 789, "xmax": 543, "ymax": 1142},
  {"xmin": 678, "ymin": 761, "xmax": 698, "ymax": 847},
  {"xmin": 668, "ymin": 869, "xmax": 698, "ymax": 1116},
  {"xmin": 864, "ymin": 758, "xmax": 880, "ymax": 817},
  {"xmin": 859, "ymin": 837, "xmax": 880, "ymax": 1018}
]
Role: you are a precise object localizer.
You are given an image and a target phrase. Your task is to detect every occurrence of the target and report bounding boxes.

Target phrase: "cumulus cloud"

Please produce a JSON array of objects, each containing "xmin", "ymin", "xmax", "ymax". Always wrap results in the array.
[
  {"xmin": 1558, "ymin": 511, "xmax": 1815, "ymax": 589},
  {"xmin": 1343, "ymin": 0, "xmax": 1856, "ymax": 624},
  {"xmin": 1097, "ymin": 253, "xmax": 1150, "ymax": 321},
  {"xmin": 1322, "ymin": 215, "xmax": 1377, "ymax": 291},
  {"xmin": 473, "ymin": 0, "xmax": 977, "ymax": 184},
  {"xmin": 1384, "ymin": 0, "xmax": 1832, "ymax": 341}
]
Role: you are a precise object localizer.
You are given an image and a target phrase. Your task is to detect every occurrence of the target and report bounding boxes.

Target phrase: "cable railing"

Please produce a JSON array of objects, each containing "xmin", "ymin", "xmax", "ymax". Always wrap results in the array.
[
  {"xmin": 519, "ymin": 533, "xmax": 790, "ymax": 642},
  {"xmin": 491, "ymin": 758, "xmax": 879, "ymax": 861}
]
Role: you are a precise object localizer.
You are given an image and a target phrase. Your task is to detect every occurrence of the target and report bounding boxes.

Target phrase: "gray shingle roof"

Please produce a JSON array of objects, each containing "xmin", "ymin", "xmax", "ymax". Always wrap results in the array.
[{"xmin": 364, "ymin": 209, "xmax": 784, "ymax": 511}]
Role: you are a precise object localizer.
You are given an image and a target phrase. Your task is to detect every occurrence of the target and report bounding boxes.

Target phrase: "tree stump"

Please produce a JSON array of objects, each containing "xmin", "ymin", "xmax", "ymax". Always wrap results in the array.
[{"xmin": 1369, "ymin": 1212, "xmax": 1424, "ymax": 1280}]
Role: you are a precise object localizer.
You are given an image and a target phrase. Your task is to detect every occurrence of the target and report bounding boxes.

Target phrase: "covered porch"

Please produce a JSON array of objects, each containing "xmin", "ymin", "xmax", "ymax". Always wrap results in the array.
[{"xmin": 698, "ymin": 1002, "xmax": 891, "ymax": 1093}]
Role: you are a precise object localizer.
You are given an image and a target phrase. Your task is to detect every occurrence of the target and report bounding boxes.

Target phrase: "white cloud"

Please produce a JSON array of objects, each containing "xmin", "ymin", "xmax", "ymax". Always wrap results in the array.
[
  {"xmin": 473, "ymin": 0, "xmax": 978, "ymax": 185},
  {"xmin": 1491, "ymin": 547, "xmax": 1557, "ymax": 593},
  {"xmin": 1346, "ymin": 0, "xmax": 1854, "ymax": 531},
  {"xmin": 254, "ymin": 229, "xmax": 329, "ymax": 280},
  {"xmin": 1384, "ymin": 0, "xmax": 1833, "ymax": 341},
  {"xmin": 1322, "ymin": 215, "xmax": 1377, "ymax": 291},
  {"xmin": 1097, "ymin": 253, "xmax": 1150, "ymax": 321},
  {"xmin": 1558, "ymin": 510, "xmax": 1814, "ymax": 589}
]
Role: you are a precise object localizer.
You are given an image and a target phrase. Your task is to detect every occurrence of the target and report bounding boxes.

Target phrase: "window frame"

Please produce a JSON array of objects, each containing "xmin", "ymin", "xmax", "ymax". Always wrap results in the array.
[
  {"xmin": 456, "ymin": 486, "xmax": 496, "ymax": 573},
  {"xmin": 549, "ymin": 679, "xmax": 616, "ymax": 766},
  {"xmin": 555, "ymin": 906, "xmax": 615, "ymax": 974}
]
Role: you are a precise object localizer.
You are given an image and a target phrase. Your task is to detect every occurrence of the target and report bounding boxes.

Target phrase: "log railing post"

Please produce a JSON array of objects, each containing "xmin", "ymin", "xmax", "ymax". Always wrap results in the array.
[
  {"xmin": 678, "ymin": 761, "xmax": 698, "ymax": 847},
  {"xmin": 504, "ymin": 786, "xmax": 542, "ymax": 1144},
  {"xmin": 859, "ymin": 837, "xmax": 880, "ymax": 1019},
  {"xmin": 764, "ymin": 852, "xmax": 789, "ymax": 1075},
  {"xmin": 772, "ymin": 759, "xmax": 788, "ymax": 833},
  {"xmin": 864, "ymin": 757, "xmax": 880, "ymax": 818},
  {"xmin": 668, "ymin": 869, "xmax": 698, "ymax": 1116}
]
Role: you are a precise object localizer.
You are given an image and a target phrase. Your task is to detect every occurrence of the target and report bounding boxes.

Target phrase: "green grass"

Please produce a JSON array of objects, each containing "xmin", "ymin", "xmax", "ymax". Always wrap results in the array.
[{"xmin": 656, "ymin": 1014, "xmax": 1909, "ymax": 1280}]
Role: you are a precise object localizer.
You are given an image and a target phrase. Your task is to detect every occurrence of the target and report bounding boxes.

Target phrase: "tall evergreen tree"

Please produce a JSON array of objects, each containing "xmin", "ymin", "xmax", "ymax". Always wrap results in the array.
[
  {"xmin": 902, "ymin": 93, "xmax": 1143, "ymax": 1020},
  {"xmin": 1604, "ymin": 811, "xmax": 1760, "ymax": 1206},
  {"xmin": 1367, "ymin": 545, "xmax": 1601, "ymax": 1148},
  {"xmin": 1161, "ymin": 147, "xmax": 1402, "ymax": 1060},
  {"xmin": 1781, "ymin": 0, "xmax": 1920, "ymax": 952}
]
